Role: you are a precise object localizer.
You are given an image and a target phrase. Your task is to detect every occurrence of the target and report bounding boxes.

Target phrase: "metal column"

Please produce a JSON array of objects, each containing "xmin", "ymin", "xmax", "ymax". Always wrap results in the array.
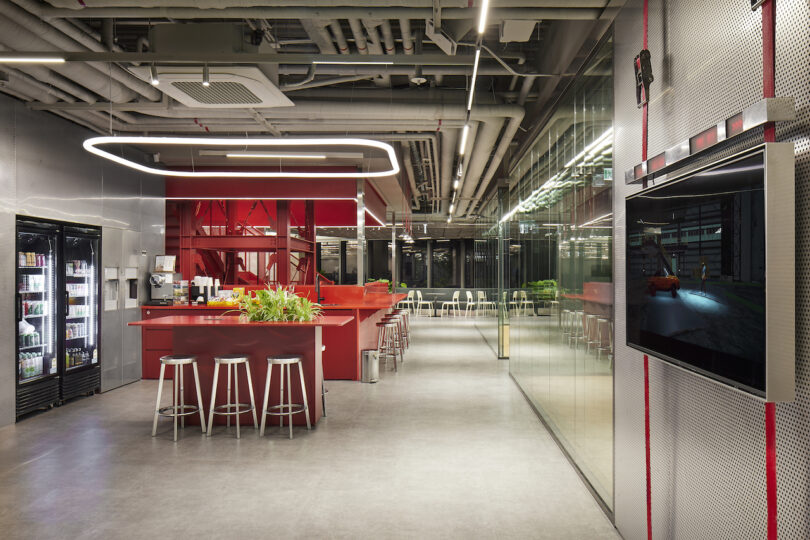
[
  {"xmin": 391, "ymin": 212, "xmax": 397, "ymax": 287},
  {"xmin": 356, "ymin": 178, "xmax": 365, "ymax": 285}
]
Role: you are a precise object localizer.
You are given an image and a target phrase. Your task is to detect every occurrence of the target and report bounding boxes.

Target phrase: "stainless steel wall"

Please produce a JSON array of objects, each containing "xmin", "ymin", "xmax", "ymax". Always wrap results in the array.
[
  {"xmin": 613, "ymin": 0, "xmax": 809, "ymax": 538},
  {"xmin": 0, "ymin": 94, "xmax": 165, "ymax": 425}
]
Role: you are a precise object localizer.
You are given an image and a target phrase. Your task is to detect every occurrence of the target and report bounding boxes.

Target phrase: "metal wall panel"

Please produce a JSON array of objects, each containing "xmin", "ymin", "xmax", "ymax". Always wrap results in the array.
[
  {"xmin": 100, "ymin": 227, "xmax": 123, "ymax": 392},
  {"xmin": 613, "ymin": 1, "xmax": 810, "ymax": 538},
  {"xmin": 0, "ymin": 96, "xmax": 17, "ymax": 426},
  {"xmin": 121, "ymin": 229, "xmax": 142, "ymax": 385},
  {"xmin": 0, "ymin": 94, "xmax": 165, "ymax": 423}
]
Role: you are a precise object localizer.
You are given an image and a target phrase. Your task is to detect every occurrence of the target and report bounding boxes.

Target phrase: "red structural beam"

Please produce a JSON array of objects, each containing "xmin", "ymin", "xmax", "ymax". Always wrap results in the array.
[{"xmin": 188, "ymin": 235, "xmax": 313, "ymax": 253}]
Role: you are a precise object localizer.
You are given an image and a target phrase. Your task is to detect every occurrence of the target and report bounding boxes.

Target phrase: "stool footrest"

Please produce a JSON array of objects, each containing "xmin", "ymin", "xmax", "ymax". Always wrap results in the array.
[
  {"xmin": 264, "ymin": 403, "xmax": 307, "ymax": 416},
  {"xmin": 211, "ymin": 403, "xmax": 255, "ymax": 416},
  {"xmin": 157, "ymin": 404, "xmax": 201, "ymax": 418}
]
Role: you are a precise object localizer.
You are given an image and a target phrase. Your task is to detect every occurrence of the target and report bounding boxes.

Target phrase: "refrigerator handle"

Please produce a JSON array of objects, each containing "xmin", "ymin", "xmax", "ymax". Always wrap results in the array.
[
  {"xmin": 65, "ymin": 290, "xmax": 70, "ymax": 316},
  {"xmin": 16, "ymin": 295, "xmax": 22, "ymax": 321}
]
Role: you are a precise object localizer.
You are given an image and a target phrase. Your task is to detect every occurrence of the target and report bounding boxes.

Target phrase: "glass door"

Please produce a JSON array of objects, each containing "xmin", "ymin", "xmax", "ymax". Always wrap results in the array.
[
  {"xmin": 63, "ymin": 232, "xmax": 100, "ymax": 373},
  {"xmin": 17, "ymin": 226, "xmax": 59, "ymax": 384}
]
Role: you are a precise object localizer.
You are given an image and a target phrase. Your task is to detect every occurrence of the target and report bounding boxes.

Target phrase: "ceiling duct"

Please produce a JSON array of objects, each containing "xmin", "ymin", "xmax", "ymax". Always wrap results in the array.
[{"xmin": 130, "ymin": 66, "xmax": 293, "ymax": 108}]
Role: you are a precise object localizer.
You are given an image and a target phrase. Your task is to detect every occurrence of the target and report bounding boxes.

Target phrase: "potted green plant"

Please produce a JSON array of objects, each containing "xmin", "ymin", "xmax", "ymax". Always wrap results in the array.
[{"xmin": 231, "ymin": 286, "xmax": 322, "ymax": 322}]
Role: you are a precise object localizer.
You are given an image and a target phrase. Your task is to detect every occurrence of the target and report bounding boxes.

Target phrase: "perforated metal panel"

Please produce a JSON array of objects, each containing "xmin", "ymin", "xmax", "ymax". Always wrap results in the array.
[{"xmin": 613, "ymin": 0, "xmax": 810, "ymax": 539}]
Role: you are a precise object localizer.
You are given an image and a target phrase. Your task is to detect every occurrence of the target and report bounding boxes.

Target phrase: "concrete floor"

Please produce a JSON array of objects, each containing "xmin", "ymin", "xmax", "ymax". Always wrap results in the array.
[{"xmin": 0, "ymin": 317, "xmax": 619, "ymax": 540}]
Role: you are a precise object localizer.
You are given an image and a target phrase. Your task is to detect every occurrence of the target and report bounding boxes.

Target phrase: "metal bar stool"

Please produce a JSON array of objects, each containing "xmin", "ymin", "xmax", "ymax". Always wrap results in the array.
[
  {"xmin": 152, "ymin": 355, "xmax": 206, "ymax": 442},
  {"xmin": 206, "ymin": 355, "xmax": 258, "ymax": 439},
  {"xmin": 382, "ymin": 314, "xmax": 406, "ymax": 364},
  {"xmin": 561, "ymin": 309, "xmax": 573, "ymax": 342},
  {"xmin": 376, "ymin": 320, "xmax": 399, "ymax": 371},
  {"xmin": 569, "ymin": 310, "xmax": 585, "ymax": 348},
  {"xmin": 260, "ymin": 355, "xmax": 311, "ymax": 439},
  {"xmin": 393, "ymin": 308, "xmax": 410, "ymax": 349},
  {"xmin": 585, "ymin": 314, "xmax": 600, "ymax": 353}
]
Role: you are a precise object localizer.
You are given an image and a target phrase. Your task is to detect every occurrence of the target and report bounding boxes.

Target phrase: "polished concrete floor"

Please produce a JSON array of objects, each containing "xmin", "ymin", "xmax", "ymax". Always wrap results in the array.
[{"xmin": 0, "ymin": 317, "xmax": 619, "ymax": 540}]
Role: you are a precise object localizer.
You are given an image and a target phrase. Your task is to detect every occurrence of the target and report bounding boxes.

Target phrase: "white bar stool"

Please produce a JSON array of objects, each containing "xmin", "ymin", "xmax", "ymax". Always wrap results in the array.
[
  {"xmin": 152, "ymin": 354, "xmax": 206, "ymax": 442},
  {"xmin": 260, "ymin": 355, "xmax": 312, "ymax": 439},
  {"xmin": 206, "ymin": 355, "xmax": 258, "ymax": 439}
]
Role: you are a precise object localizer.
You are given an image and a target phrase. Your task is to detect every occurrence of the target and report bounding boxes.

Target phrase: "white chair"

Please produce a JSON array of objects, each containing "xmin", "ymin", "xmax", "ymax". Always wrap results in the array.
[
  {"xmin": 440, "ymin": 291, "xmax": 461, "ymax": 317},
  {"xmin": 476, "ymin": 291, "xmax": 495, "ymax": 316},
  {"xmin": 464, "ymin": 291, "xmax": 476, "ymax": 317},
  {"xmin": 508, "ymin": 291, "xmax": 520, "ymax": 314},
  {"xmin": 519, "ymin": 290, "xmax": 535, "ymax": 316},
  {"xmin": 416, "ymin": 290, "xmax": 434, "ymax": 316},
  {"xmin": 398, "ymin": 290, "xmax": 416, "ymax": 312}
]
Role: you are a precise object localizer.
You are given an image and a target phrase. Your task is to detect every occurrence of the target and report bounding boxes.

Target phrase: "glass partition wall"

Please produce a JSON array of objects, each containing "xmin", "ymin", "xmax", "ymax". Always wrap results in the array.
[{"xmin": 506, "ymin": 37, "xmax": 614, "ymax": 509}]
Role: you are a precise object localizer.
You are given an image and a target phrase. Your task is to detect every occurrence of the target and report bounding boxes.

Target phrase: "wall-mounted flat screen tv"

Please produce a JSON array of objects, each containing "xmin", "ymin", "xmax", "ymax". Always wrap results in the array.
[{"xmin": 626, "ymin": 144, "xmax": 795, "ymax": 401}]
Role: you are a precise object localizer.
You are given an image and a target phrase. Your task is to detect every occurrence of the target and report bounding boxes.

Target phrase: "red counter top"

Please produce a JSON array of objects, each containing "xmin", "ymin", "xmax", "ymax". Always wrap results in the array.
[
  {"xmin": 130, "ymin": 314, "xmax": 352, "ymax": 328},
  {"xmin": 142, "ymin": 293, "xmax": 405, "ymax": 312}
]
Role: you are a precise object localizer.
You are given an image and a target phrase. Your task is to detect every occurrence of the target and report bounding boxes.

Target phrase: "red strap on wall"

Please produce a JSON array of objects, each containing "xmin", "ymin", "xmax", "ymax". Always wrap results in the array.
[
  {"xmin": 644, "ymin": 354, "xmax": 653, "ymax": 540},
  {"xmin": 641, "ymin": 2, "xmax": 652, "ymax": 539},
  {"xmin": 761, "ymin": 2, "xmax": 778, "ymax": 539}
]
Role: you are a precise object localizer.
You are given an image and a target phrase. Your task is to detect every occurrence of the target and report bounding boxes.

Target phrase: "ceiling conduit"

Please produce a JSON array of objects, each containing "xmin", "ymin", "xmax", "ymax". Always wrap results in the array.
[
  {"xmin": 464, "ymin": 75, "xmax": 534, "ymax": 217},
  {"xmin": 38, "ymin": 7, "xmax": 604, "ymax": 22},
  {"xmin": 439, "ymin": 128, "xmax": 459, "ymax": 214},
  {"xmin": 8, "ymin": 0, "xmax": 162, "ymax": 101},
  {"xmin": 453, "ymin": 118, "xmax": 505, "ymax": 217},
  {"xmin": 0, "ymin": 15, "xmax": 136, "ymax": 103},
  {"xmin": 42, "ymin": 1, "xmax": 610, "ymax": 7},
  {"xmin": 401, "ymin": 143, "xmax": 420, "ymax": 211}
]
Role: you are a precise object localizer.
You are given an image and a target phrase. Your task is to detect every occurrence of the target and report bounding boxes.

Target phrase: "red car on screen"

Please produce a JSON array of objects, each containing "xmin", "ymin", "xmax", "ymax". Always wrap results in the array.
[{"xmin": 647, "ymin": 274, "xmax": 680, "ymax": 297}]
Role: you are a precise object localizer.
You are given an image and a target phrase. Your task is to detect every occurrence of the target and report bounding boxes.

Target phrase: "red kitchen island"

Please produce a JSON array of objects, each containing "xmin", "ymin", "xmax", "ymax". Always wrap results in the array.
[
  {"xmin": 138, "ymin": 286, "xmax": 405, "ymax": 381},
  {"xmin": 129, "ymin": 314, "xmax": 353, "ymax": 426}
]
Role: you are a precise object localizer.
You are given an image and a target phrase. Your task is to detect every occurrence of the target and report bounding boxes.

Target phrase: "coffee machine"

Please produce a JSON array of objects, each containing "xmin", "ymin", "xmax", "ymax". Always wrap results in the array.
[{"xmin": 148, "ymin": 273, "xmax": 174, "ymax": 305}]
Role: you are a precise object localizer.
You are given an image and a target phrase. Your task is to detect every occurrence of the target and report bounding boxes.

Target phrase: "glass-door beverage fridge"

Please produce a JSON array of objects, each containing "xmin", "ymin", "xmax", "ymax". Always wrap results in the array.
[
  {"xmin": 61, "ymin": 227, "xmax": 101, "ymax": 401},
  {"xmin": 15, "ymin": 218, "xmax": 102, "ymax": 419},
  {"xmin": 16, "ymin": 221, "xmax": 60, "ymax": 416}
]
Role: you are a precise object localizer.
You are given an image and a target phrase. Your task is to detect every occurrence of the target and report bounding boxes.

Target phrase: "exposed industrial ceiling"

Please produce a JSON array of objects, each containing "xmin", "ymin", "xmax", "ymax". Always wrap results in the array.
[{"xmin": 0, "ymin": 0, "xmax": 622, "ymax": 230}]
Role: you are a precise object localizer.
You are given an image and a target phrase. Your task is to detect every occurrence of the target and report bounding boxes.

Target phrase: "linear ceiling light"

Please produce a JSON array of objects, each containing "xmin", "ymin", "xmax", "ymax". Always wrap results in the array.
[
  {"xmin": 83, "ymin": 136, "xmax": 400, "ymax": 179},
  {"xmin": 225, "ymin": 152, "xmax": 327, "ymax": 159},
  {"xmin": 313, "ymin": 60, "xmax": 393, "ymax": 65},
  {"xmin": 478, "ymin": 0, "xmax": 490, "ymax": 33},
  {"xmin": 202, "ymin": 64, "xmax": 210, "ymax": 87},
  {"xmin": 459, "ymin": 124, "xmax": 470, "ymax": 156},
  {"xmin": 467, "ymin": 48, "xmax": 481, "ymax": 111},
  {"xmin": 149, "ymin": 63, "xmax": 159, "ymax": 85},
  {"xmin": 0, "ymin": 56, "xmax": 65, "ymax": 64},
  {"xmin": 453, "ymin": 179, "xmax": 459, "ymax": 190}
]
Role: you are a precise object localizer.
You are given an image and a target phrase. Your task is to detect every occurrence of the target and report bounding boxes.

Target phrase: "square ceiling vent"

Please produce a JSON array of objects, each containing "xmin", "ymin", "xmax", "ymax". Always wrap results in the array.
[{"xmin": 130, "ymin": 66, "xmax": 294, "ymax": 108}]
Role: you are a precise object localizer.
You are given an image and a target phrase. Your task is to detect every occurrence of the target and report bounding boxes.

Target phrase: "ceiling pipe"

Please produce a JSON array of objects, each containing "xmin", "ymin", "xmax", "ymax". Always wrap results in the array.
[
  {"xmin": 399, "ymin": 19, "xmax": 414, "ymax": 55},
  {"xmin": 27, "ymin": 100, "xmax": 523, "ymax": 125},
  {"xmin": 379, "ymin": 21, "xmax": 396, "ymax": 54},
  {"xmin": 2, "ymin": 0, "xmax": 160, "ymax": 101},
  {"xmin": 465, "ymin": 76, "xmax": 534, "ymax": 217},
  {"xmin": 454, "ymin": 119, "xmax": 505, "ymax": 216},
  {"xmin": 401, "ymin": 143, "xmax": 420, "ymax": 211},
  {"xmin": 361, "ymin": 19, "xmax": 390, "ymax": 87},
  {"xmin": 439, "ymin": 129, "xmax": 459, "ymax": 214},
  {"xmin": 347, "ymin": 19, "xmax": 368, "ymax": 54},
  {"xmin": 41, "ymin": 1, "xmax": 609, "ymax": 7},
  {"xmin": 0, "ymin": 44, "xmax": 99, "ymax": 103},
  {"xmin": 39, "ymin": 7, "xmax": 604, "ymax": 22},
  {"xmin": 0, "ymin": 16, "xmax": 136, "ymax": 103},
  {"xmin": 299, "ymin": 19, "xmax": 337, "ymax": 54},
  {"xmin": 327, "ymin": 20, "xmax": 350, "ymax": 54},
  {"xmin": 282, "ymin": 74, "xmax": 374, "ymax": 91}
]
